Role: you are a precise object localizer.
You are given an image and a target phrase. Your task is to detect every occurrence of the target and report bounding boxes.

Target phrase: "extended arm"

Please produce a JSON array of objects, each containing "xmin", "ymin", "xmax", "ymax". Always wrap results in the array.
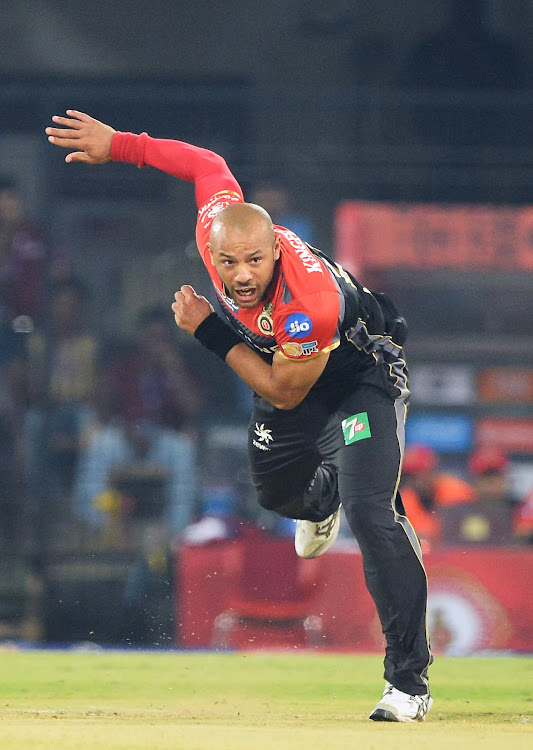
[{"xmin": 46, "ymin": 110, "xmax": 243, "ymax": 208}]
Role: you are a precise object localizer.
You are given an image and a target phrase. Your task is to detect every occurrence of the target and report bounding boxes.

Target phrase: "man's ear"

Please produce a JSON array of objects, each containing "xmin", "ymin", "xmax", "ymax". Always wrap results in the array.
[
  {"xmin": 273, "ymin": 236, "xmax": 281, "ymax": 260},
  {"xmin": 207, "ymin": 241, "xmax": 214, "ymax": 261}
]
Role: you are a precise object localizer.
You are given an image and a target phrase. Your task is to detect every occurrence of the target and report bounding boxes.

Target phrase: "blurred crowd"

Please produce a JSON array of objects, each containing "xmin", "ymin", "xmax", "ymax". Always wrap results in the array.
[
  {"xmin": 1, "ymin": 176, "xmax": 533, "ymax": 567},
  {"xmin": 399, "ymin": 443, "xmax": 533, "ymax": 550},
  {"xmin": 2, "ymin": 174, "xmax": 533, "ymax": 646},
  {"xmin": 0, "ymin": 178, "xmax": 251, "ymax": 561}
]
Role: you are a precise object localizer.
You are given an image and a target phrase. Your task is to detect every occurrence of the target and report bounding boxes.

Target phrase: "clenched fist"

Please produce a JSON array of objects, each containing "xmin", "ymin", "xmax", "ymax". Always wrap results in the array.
[{"xmin": 172, "ymin": 285, "xmax": 214, "ymax": 334}]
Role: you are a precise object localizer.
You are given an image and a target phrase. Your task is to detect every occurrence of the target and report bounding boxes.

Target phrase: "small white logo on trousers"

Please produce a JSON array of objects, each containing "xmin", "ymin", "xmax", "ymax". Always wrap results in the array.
[{"xmin": 253, "ymin": 423, "xmax": 273, "ymax": 451}]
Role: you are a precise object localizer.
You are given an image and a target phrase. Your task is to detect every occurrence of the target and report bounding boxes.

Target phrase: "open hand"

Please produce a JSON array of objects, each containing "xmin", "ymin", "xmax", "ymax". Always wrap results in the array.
[
  {"xmin": 45, "ymin": 110, "xmax": 115, "ymax": 164},
  {"xmin": 172, "ymin": 285, "xmax": 214, "ymax": 334}
]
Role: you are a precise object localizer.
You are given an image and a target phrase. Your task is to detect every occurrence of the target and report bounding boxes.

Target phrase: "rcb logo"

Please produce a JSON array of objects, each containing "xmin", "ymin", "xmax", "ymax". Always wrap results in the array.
[{"xmin": 258, "ymin": 303, "xmax": 274, "ymax": 335}]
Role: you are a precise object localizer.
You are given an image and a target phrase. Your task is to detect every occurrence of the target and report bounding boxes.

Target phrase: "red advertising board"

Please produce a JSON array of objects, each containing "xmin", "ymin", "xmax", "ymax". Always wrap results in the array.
[
  {"xmin": 478, "ymin": 368, "xmax": 533, "ymax": 403},
  {"xmin": 335, "ymin": 200, "xmax": 533, "ymax": 274},
  {"xmin": 476, "ymin": 417, "xmax": 533, "ymax": 454},
  {"xmin": 175, "ymin": 541, "xmax": 533, "ymax": 654}
]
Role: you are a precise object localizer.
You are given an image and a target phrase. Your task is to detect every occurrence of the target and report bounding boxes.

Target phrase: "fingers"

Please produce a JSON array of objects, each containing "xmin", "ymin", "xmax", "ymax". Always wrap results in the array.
[
  {"xmin": 65, "ymin": 152, "xmax": 97, "ymax": 164},
  {"xmin": 45, "ymin": 111, "xmax": 97, "ymax": 143},
  {"xmin": 46, "ymin": 111, "xmax": 94, "ymax": 135},
  {"xmin": 46, "ymin": 129, "xmax": 82, "ymax": 142},
  {"xmin": 47, "ymin": 135, "xmax": 82, "ymax": 149},
  {"xmin": 180, "ymin": 284, "xmax": 196, "ymax": 298},
  {"xmin": 65, "ymin": 110, "xmax": 95, "ymax": 122},
  {"xmin": 172, "ymin": 287, "xmax": 196, "ymax": 316},
  {"xmin": 51, "ymin": 115, "xmax": 86, "ymax": 129}
]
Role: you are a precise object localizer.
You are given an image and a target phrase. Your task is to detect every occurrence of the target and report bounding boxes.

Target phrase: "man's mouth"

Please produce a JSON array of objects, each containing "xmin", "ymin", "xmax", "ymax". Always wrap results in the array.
[{"xmin": 233, "ymin": 287, "xmax": 256, "ymax": 303}]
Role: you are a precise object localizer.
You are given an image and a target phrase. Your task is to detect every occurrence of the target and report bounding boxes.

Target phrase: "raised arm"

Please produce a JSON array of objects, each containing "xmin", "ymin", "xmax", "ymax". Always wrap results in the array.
[{"xmin": 46, "ymin": 110, "xmax": 243, "ymax": 208}]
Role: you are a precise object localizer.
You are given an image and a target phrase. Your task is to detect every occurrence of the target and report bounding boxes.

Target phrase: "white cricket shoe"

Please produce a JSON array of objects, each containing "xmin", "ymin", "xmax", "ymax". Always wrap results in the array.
[
  {"xmin": 369, "ymin": 682, "xmax": 433, "ymax": 722},
  {"xmin": 294, "ymin": 505, "xmax": 342, "ymax": 559}
]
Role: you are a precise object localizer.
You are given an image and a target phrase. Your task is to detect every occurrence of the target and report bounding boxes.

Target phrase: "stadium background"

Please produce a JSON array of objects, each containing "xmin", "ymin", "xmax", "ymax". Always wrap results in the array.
[{"xmin": 1, "ymin": 0, "xmax": 532, "ymax": 653}]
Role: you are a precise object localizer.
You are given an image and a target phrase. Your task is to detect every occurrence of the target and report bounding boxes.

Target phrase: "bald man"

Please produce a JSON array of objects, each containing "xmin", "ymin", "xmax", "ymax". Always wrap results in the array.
[{"xmin": 46, "ymin": 111, "xmax": 433, "ymax": 723}]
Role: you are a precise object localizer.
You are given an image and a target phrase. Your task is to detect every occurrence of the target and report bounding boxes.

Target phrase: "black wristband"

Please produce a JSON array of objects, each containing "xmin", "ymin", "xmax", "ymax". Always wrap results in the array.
[{"xmin": 193, "ymin": 312, "xmax": 243, "ymax": 361}]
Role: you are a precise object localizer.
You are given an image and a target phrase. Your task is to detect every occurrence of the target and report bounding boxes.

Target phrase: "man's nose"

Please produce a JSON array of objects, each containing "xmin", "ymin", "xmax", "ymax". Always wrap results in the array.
[{"xmin": 234, "ymin": 265, "xmax": 253, "ymax": 284}]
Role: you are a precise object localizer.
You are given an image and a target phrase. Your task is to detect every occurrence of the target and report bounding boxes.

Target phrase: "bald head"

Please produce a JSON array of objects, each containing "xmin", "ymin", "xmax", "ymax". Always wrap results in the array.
[
  {"xmin": 207, "ymin": 201, "xmax": 281, "ymax": 309},
  {"xmin": 210, "ymin": 202, "xmax": 275, "ymax": 248}
]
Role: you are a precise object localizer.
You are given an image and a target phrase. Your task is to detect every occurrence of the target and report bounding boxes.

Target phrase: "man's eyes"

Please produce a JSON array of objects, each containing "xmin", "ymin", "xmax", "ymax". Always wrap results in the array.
[{"xmin": 221, "ymin": 257, "xmax": 261, "ymax": 266}]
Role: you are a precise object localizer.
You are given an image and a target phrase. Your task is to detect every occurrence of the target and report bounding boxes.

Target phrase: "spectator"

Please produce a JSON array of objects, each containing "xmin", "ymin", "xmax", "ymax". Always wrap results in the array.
[
  {"xmin": 0, "ymin": 318, "xmax": 28, "ymax": 550},
  {"xmin": 0, "ymin": 178, "xmax": 46, "ymax": 326},
  {"xmin": 465, "ymin": 445, "xmax": 516, "ymax": 545},
  {"xmin": 24, "ymin": 277, "xmax": 98, "ymax": 516},
  {"xmin": 399, "ymin": 444, "xmax": 475, "ymax": 547},
  {"xmin": 468, "ymin": 445, "xmax": 512, "ymax": 504},
  {"xmin": 74, "ymin": 306, "xmax": 205, "ymax": 537},
  {"xmin": 514, "ymin": 489, "xmax": 533, "ymax": 545}
]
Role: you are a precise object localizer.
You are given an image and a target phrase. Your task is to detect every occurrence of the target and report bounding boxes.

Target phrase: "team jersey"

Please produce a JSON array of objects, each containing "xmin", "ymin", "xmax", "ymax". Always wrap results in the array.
[
  {"xmin": 111, "ymin": 131, "xmax": 407, "ymax": 393},
  {"xmin": 196, "ymin": 190, "xmax": 404, "ymax": 392},
  {"xmin": 197, "ymin": 191, "xmax": 342, "ymax": 360}
]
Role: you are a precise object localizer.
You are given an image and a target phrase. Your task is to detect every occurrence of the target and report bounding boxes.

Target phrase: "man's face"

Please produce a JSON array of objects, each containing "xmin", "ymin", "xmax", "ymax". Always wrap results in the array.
[{"xmin": 209, "ymin": 223, "xmax": 280, "ymax": 309}]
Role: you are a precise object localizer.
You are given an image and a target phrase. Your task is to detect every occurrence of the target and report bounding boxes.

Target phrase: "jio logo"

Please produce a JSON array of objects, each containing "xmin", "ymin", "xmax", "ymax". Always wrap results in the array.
[{"xmin": 285, "ymin": 313, "xmax": 313, "ymax": 339}]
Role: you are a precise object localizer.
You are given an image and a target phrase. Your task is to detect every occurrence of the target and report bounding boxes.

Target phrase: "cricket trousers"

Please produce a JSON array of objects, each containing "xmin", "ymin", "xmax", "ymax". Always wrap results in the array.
[{"xmin": 248, "ymin": 361, "xmax": 433, "ymax": 696}]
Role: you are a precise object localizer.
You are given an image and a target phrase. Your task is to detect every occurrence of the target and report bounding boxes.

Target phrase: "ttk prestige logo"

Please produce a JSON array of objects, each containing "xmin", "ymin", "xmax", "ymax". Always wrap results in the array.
[{"xmin": 253, "ymin": 423, "xmax": 274, "ymax": 451}]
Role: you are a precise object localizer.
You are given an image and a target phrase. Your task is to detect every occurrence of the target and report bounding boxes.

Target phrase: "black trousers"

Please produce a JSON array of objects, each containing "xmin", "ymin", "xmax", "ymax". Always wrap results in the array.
[{"xmin": 248, "ymin": 361, "xmax": 432, "ymax": 695}]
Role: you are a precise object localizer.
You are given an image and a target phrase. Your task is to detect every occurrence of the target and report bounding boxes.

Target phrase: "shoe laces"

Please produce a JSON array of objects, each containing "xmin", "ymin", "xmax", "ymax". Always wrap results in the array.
[
  {"xmin": 315, "ymin": 512, "xmax": 337, "ymax": 537},
  {"xmin": 384, "ymin": 683, "xmax": 431, "ymax": 719}
]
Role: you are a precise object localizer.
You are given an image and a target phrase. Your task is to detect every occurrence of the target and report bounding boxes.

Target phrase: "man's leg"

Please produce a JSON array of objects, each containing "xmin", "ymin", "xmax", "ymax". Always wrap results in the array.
[
  {"xmin": 248, "ymin": 393, "xmax": 340, "ymax": 522},
  {"xmin": 336, "ymin": 369, "xmax": 432, "ymax": 702}
]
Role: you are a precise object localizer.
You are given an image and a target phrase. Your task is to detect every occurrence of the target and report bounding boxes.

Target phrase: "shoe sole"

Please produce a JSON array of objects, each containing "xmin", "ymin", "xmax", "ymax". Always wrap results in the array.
[
  {"xmin": 369, "ymin": 708, "xmax": 401, "ymax": 722},
  {"xmin": 295, "ymin": 506, "xmax": 341, "ymax": 559},
  {"xmin": 369, "ymin": 696, "xmax": 433, "ymax": 723}
]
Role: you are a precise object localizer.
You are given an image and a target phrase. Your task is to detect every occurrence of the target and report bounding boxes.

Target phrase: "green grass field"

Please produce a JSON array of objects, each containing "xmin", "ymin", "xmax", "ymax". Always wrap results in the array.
[{"xmin": 0, "ymin": 649, "xmax": 531, "ymax": 749}]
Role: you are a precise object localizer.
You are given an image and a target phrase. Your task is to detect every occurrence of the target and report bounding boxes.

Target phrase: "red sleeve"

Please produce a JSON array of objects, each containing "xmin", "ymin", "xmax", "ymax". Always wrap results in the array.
[
  {"xmin": 195, "ymin": 191, "xmax": 244, "ymax": 265},
  {"xmin": 111, "ymin": 131, "xmax": 243, "ymax": 209},
  {"xmin": 274, "ymin": 291, "xmax": 341, "ymax": 361}
]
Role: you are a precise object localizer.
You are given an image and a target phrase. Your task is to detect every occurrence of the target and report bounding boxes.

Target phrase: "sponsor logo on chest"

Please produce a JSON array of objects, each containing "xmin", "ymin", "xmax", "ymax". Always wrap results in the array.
[
  {"xmin": 285, "ymin": 312, "xmax": 313, "ymax": 338},
  {"xmin": 257, "ymin": 302, "xmax": 274, "ymax": 335}
]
